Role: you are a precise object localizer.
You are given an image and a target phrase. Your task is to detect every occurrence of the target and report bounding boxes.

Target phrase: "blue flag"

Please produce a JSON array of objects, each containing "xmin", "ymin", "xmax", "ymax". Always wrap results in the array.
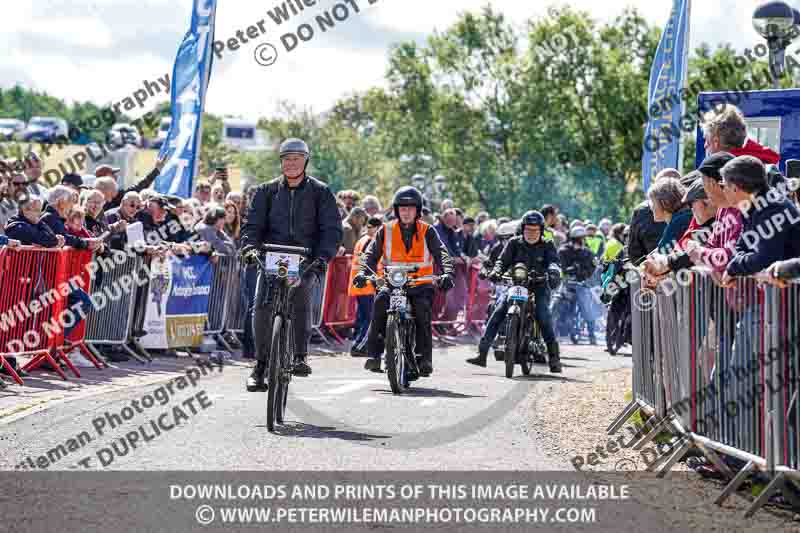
[
  {"xmin": 155, "ymin": 0, "xmax": 218, "ymax": 198},
  {"xmin": 641, "ymin": 0, "xmax": 691, "ymax": 193}
]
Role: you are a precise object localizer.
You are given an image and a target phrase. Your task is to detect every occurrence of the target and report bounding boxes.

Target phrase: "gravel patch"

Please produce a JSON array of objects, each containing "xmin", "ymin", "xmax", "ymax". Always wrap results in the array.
[{"xmin": 525, "ymin": 366, "xmax": 800, "ymax": 532}]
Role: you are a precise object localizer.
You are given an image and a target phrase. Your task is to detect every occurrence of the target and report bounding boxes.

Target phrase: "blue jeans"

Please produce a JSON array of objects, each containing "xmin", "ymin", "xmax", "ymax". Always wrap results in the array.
[
  {"xmin": 65, "ymin": 288, "xmax": 95, "ymax": 337},
  {"xmin": 241, "ymin": 264, "xmax": 259, "ymax": 357},
  {"xmin": 574, "ymin": 285, "xmax": 598, "ymax": 339},
  {"xmin": 479, "ymin": 285, "xmax": 556, "ymax": 355},
  {"xmin": 354, "ymin": 295, "xmax": 374, "ymax": 346}
]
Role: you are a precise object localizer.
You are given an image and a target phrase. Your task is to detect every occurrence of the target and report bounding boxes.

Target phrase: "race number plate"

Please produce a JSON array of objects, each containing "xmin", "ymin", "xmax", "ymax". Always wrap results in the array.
[
  {"xmin": 508, "ymin": 286, "xmax": 529, "ymax": 302},
  {"xmin": 265, "ymin": 252, "xmax": 301, "ymax": 280},
  {"xmin": 390, "ymin": 294, "xmax": 408, "ymax": 310}
]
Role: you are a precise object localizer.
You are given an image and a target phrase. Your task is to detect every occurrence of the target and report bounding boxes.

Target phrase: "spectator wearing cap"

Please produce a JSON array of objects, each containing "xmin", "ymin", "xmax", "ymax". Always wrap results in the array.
[
  {"xmin": 626, "ymin": 168, "xmax": 678, "ymax": 262},
  {"xmin": 105, "ymin": 191, "xmax": 142, "ymax": 250},
  {"xmin": 41, "ymin": 186, "xmax": 103, "ymax": 251},
  {"xmin": 644, "ymin": 177, "xmax": 717, "ymax": 276},
  {"xmin": 682, "ymin": 152, "xmax": 744, "ymax": 273},
  {"xmin": 647, "ymin": 177, "xmax": 691, "ymax": 255},
  {"xmin": 721, "ymin": 156, "xmax": 800, "ymax": 282},
  {"xmin": 462, "ymin": 216, "xmax": 479, "ymax": 258},
  {"xmin": 194, "ymin": 205, "xmax": 236, "ymax": 255},
  {"xmin": 61, "ymin": 173, "xmax": 83, "ymax": 200},
  {"xmin": 95, "ymin": 155, "xmax": 165, "ymax": 211},
  {"xmin": 340, "ymin": 206, "xmax": 368, "ymax": 255},
  {"xmin": 5, "ymin": 196, "xmax": 63, "ymax": 248}
]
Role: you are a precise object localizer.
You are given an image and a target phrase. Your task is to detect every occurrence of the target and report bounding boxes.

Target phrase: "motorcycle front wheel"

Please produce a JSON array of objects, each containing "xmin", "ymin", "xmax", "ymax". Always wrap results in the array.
[{"xmin": 504, "ymin": 314, "xmax": 520, "ymax": 379}]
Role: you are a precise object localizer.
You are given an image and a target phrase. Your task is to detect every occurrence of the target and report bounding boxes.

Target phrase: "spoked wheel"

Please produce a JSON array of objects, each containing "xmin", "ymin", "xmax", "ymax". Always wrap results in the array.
[
  {"xmin": 267, "ymin": 315, "xmax": 285, "ymax": 432},
  {"xmin": 385, "ymin": 315, "xmax": 407, "ymax": 394},
  {"xmin": 277, "ymin": 319, "xmax": 293, "ymax": 423},
  {"xmin": 504, "ymin": 315, "xmax": 520, "ymax": 379}
]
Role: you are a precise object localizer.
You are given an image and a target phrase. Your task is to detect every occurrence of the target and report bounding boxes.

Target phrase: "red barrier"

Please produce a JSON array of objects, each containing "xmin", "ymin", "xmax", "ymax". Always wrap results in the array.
[
  {"xmin": 321, "ymin": 255, "xmax": 357, "ymax": 343},
  {"xmin": 61, "ymin": 249, "xmax": 105, "ymax": 372},
  {"xmin": 431, "ymin": 262, "xmax": 469, "ymax": 337},
  {"xmin": 465, "ymin": 263, "xmax": 492, "ymax": 330},
  {"xmin": 0, "ymin": 247, "xmax": 69, "ymax": 382}
]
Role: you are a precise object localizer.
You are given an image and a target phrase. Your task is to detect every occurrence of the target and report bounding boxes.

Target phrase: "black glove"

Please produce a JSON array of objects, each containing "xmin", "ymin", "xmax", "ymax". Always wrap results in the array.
[
  {"xmin": 488, "ymin": 270, "xmax": 503, "ymax": 283},
  {"xmin": 547, "ymin": 270, "xmax": 562, "ymax": 291},
  {"xmin": 353, "ymin": 273, "xmax": 368, "ymax": 289},
  {"xmin": 438, "ymin": 273, "xmax": 455, "ymax": 291},
  {"xmin": 302, "ymin": 257, "xmax": 327, "ymax": 276}
]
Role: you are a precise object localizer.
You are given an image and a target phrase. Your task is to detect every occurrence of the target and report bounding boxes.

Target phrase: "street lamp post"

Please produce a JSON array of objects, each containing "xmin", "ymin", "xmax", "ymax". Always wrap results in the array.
[{"xmin": 752, "ymin": 1, "xmax": 800, "ymax": 89}]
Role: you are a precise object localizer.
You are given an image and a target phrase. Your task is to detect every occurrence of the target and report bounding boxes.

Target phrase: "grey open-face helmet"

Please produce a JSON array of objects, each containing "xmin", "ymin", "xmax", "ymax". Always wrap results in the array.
[{"xmin": 279, "ymin": 138, "xmax": 311, "ymax": 171}]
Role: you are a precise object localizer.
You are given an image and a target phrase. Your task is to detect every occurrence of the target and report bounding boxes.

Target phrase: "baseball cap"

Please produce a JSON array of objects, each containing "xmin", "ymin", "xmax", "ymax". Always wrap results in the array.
[
  {"xmin": 62, "ymin": 173, "xmax": 83, "ymax": 188},
  {"xmin": 95, "ymin": 164, "xmax": 121, "ymax": 177},
  {"xmin": 698, "ymin": 152, "xmax": 735, "ymax": 182},
  {"xmin": 682, "ymin": 178, "xmax": 708, "ymax": 204},
  {"xmin": 367, "ymin": 216, "xmax": 382, "ymax": 228},
  {"xmin": 149, "ymin": 196, "xmax": 170, "ymax": 209},
  {"xmin": 463, "ymin": 216, "xmax": 476, "ymax": 225}
]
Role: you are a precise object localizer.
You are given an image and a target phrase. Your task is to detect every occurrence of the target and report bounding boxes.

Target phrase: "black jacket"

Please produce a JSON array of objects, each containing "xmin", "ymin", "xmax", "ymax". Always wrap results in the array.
[
  {"xmin": 463, "ymin": 233, "xmax": 479, "ymax": 258},
  {"xmin": 727, "ymin": 191, "xmax": 800, "ymax": 276},
  {"xmin": 362, "ymin": 221, "xmax": 454, "ymax": 281},
  {"xmin": 41, "ymin": 205, "xmax": 87, "ymax": 249},
  {"xmin": 85, "ymin": 214, "xmax": 108, "ymax": 238},
  {"xmin": 5, "ymin": 214, "xmax": 60, "ymax": 247},
  {"xmin": 104, "ymin": 167, "xmax": 159, "ymax": 211},
  {"xmin": 483, "ymin": 239, "xmax": 507, "ymax": 271},
  {"xmin": 105, "ymin": 207, "xmax": 136, "ymax": 250},
  {"xmin": 496, "ymin": 236, "xmax": 560, "ymax": 277},
  {"xmin": 240, "ymin": 175, "xmax": 342, "ymax": 262},
  {"xmin": 557, "ymin": 242, "xmax": 595, "ymax": 282},
  {"xmin": 627, "ymin": 200, "xmax": 667, "ymax": 263}
]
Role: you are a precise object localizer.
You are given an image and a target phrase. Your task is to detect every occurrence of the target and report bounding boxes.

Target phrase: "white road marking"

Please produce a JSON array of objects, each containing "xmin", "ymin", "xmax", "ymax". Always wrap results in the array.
[
  {"xmin": 322, "ymin": 380, "xmax": 385, "ymax": 395},
  {"xmin": 419, "ymin": 399, "xmax": 437, "ymax": 407},
  {"xmin": 360, "ymin": 397, "xmax": 379, "ymax": 404}
]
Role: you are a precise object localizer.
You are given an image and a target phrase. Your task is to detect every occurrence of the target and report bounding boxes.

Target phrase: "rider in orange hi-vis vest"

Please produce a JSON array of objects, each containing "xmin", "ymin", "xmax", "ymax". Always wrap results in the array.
[{"xmin": 352, "ymin": 186, "xmax": 455, "ymax": 377}]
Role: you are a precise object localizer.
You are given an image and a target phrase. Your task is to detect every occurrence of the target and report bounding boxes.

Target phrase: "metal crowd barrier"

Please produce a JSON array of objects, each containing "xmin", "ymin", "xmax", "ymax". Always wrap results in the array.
[
  {"xmin": 205, "ymin": 255, "xmax": 237, "ymax": 336},
  {"xmin": 608, "ymin": 267, "xmax": 800, "ymax": 517},
  {"xmin": 59, "ymin": 248, "xmax": 105, "ymax": 375},
  {"xmin": 84, "ymin": 252, "xmax": 148, "ymax": 363}
]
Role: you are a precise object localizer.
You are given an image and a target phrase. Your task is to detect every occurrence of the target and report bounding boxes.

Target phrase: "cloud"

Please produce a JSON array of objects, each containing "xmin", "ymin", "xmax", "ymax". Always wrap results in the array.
[{"xmin": 0, "ymin": 0, "xmax": 777, "ymax": 120}]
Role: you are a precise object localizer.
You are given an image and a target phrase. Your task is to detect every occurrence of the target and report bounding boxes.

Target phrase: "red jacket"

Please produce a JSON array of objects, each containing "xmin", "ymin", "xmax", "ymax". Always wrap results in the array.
[
  {"xmin": 66, "ymin": 226, "xmax": 92, "ymax": 239},
  {"xmin": 729, "ymin": 138, "xmax": 780, "ymax": 165}
]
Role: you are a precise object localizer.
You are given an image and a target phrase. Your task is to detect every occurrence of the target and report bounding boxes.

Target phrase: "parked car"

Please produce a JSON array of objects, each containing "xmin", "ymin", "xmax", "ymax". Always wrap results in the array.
[
  {"xmin": 151, "ymin": 117, "xmax": 172, "ymax": 149},
  {"xmin": 21, "ymin": 116, "xmax": 69, "ymax": 144},
  {"xmin": 0, "ymin": 119, "xmax": 25, "ymax": 141},
  {"xmin": 107, "ymin": 123, "xmax": 143, "ymax": 148}
]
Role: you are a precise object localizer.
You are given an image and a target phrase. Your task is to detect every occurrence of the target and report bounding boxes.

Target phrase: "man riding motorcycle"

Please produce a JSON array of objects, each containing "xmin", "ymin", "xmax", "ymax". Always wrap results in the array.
[
  {"xmin": 468, "ymin": 211, "xmax": 562, "ymax": 373},
  {"xmin": 241, "ymin": 138, "xmax": 343, "ymax": 392},
  {"xmin": 353, "ymin": 186, "xmax": 455, "ymax": 377},
  {"xmin": 556, "ymin": 226, "xmax": 599, "ymax": 345}
]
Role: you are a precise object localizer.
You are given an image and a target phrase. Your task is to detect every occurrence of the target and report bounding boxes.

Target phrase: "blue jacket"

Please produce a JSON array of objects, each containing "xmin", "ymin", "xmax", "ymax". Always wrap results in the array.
[
  {"xmin": 5, "ymin": 214, "xmax": 60, "ymax": 247},
  {"xmin": 41, "ymin": 205, "xmax": 87, "ymax": 249},
  {"xmin": 727, "ymin": 192, "xmax": 800, "ymax": 276},
  {"xmin": 657, "ymin": 208, "xmax": 692, "ymax": 255},
  {"xmin": 434, "ymin": 222, "xmax": 463, "ymax": 258}
]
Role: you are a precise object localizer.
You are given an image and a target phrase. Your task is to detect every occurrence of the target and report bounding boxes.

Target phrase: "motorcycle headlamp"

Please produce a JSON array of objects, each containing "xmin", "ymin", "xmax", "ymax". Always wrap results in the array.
[
  {"xmin": 389, "ymin": 270, "xmax": 408, "ymax": 287},
  {"xmin": 512, "ymin": 264, "xmax": 528, "ymax": 283}
]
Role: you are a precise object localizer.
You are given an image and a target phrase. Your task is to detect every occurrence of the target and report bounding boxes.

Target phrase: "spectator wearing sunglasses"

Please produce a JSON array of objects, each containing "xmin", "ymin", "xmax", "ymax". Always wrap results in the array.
[{"xmin": 105, "ymin": 191, "xmax": 143, "ymax": 250}]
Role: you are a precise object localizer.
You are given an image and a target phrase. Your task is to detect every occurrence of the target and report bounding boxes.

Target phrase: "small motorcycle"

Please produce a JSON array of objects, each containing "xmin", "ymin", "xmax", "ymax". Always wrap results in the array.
[
  {"xmin": 601, "ymin": 259, "xmax": 634, "ymax": 355},
  {"xmin": 499, "ymin": 263, "xmax": 549, "ymax": 379},
  {"xmin": 366, "ymin": 265, "xmax": 439, "ymax": 394}
]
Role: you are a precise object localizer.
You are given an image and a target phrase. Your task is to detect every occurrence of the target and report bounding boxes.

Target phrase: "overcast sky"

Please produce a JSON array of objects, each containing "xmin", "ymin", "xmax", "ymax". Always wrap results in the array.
[{"xmin": 0, "ymin": 0, "xmax": 782, "ymax": 121}]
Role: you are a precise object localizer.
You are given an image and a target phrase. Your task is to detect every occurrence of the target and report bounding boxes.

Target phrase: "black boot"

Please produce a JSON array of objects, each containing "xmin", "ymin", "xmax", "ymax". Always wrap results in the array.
[
  {"xmin": 466, "ymin": 349, "xmax": 487, "ymax": 367},
  {"xmin": 246, "ymin": 360, "xmax": 267, "ymax": 392},
  {"xmin": 547, "ymin": 342, "xmax": 562, "ymax": 373},
  {"xmin": 292, "ymin": 353, "xmax": 312, "ymax": 376},
  {"xmin": 418, "ymin": 356, "xmax": 433, "ymax": 377},
  {"xmin": 364, "ymin": 357, "xmax": 382, "ymax": 372}
]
